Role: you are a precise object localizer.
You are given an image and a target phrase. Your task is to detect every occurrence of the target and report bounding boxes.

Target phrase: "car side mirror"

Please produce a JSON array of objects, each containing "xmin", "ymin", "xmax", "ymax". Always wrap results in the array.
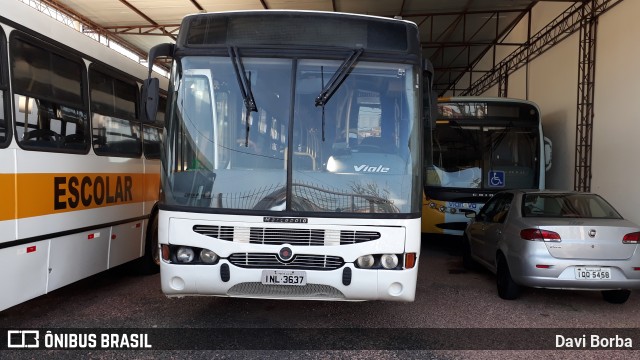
[{"xmin": 464, "ymin": 211, "xmax": 476, "ymax": 219}]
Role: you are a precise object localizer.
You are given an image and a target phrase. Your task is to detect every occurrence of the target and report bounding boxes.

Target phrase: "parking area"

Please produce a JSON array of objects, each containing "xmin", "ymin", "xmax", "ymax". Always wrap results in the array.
[{"xmin": 1, "ymin": 237, "xmax": 639, "ymax": 358}]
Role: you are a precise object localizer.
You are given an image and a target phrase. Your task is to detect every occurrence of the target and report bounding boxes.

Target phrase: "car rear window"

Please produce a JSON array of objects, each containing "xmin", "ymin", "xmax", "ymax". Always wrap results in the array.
[{"xmin": 522, "ymin": 193, "xmax": 623, "ymax": 219}]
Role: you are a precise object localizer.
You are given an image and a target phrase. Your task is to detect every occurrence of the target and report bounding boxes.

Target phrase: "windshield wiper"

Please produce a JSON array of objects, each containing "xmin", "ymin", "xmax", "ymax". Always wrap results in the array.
[
  {"xmin": 228, "ymin": 46, "xmax": 257, "ymax": 147},
  {"xmin": 488, "ymin": 121, "xmax": 513, "ymax": 171},
  {"xmin": 315, "ymin": 48, "xmax": 364, "ymax": 141},
  {"xmin": 315, "ymin": 49, "xmax": 364, "ymax": 107}
]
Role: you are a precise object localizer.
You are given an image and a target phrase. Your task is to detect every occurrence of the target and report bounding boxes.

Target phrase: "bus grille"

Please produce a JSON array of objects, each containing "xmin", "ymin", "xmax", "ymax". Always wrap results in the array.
[
  {"xmin": 250, "ymin": 228, "xmax": 325, "ymax": 245},
  {"xmin": 193, "ymin": 225, "xmax": 380, "ymax": 245},
  {"xmin": 227, "ymin": 283, "xmax": 345, "ymax": 299},
  {"xmin": 192, "ymin": 225, "xmax": 235, "ymax": 241},
  {"xmin": 339, "ymin": 230, "xmax": 381, "ymax": 244},
  {"xmin": 228, "ymin": 253, "xmax": 344, "ymax": 270}
]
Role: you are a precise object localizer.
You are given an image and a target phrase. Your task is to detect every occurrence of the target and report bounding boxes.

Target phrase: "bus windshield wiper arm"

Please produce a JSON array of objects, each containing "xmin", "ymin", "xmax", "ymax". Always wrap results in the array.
[
  {"xmin": 228, "ymin": 46, "xmax": 257, "ymax": 147},
  {"xmin": 315, "ymin": 49, "xmax": 364, "ymax": 107},
  {"xmin": 315, "ymin": 48, "xmax": 364, "ymax": 141}
]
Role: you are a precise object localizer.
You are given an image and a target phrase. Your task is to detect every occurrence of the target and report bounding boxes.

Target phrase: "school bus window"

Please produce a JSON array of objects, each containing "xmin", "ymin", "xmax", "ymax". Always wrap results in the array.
[
  {"xmin": 143, "ymin": 94, "xmax": 166, "ymax": 159},
  {"xmin": 0, "ymin": 87, "xmax": 7, "ymax": 146},
  {"xmin": 0, "ymin": 29, "xmax": 7, "ymax": 147},
  {"xmin": 11, "ymin": 35, "xmax": 88, "ymax": 152},
  {"xmin": 89, "ymin": 66, "xmax": 141, "ymax": 157}
]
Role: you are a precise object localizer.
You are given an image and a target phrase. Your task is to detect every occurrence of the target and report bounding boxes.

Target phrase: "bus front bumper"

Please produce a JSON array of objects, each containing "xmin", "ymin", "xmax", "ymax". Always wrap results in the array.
[{"xmin": 160, "ymin": 260, "xmax": 418, "ymax": 302}]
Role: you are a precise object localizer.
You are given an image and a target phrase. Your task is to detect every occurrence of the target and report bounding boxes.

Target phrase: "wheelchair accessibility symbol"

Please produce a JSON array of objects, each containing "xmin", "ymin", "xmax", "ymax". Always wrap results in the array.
[{"xmin": 488, "ymin": 171, "xmax": 505, "ymax": 187}]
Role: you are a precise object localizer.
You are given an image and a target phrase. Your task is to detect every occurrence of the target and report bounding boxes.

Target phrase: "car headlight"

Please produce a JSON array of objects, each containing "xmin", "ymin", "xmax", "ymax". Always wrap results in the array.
[
  {"xmin": 176, "ymin": 247, "xmax": 195, "ymax": 263},
  {"xmin": 381, "ymin": 254, "xmax": 399, "ymax": 269},
  {"xmin": 356, "ymin": 254, "xmax": 375, "ymax": 269},
  {"xmin": 200, "ymin": 249, "xmax": 219, "ymax": 264}
]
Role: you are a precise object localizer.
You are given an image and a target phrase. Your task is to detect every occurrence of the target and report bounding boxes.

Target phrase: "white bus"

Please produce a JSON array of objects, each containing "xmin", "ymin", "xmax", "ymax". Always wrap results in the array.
[
  {"xmin": 0, "ymin": 0, "xmax": 167, "ymax": 311},
  {"xmin": 142, "ymin": 11, "xmax": 427, "ymax": 301},
  {"xmin": 422, "ymin": 97, "xmax": 552, "ymax": 237}
]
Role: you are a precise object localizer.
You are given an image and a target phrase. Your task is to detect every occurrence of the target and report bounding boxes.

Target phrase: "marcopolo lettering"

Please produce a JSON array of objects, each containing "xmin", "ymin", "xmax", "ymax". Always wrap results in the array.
[
  {"xmin": 263, "ymin": 217, "xmax": 309, "ymax": 223},
  {"xmin": 54, "ymin": 175, "xmax": 133, "ymax": 210}
]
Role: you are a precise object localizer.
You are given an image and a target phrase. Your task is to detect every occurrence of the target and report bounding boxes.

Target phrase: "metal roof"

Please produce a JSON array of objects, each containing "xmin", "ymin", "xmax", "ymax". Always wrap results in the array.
[{"xmin": 36, "ymin": 0, "xmax": 541, "ymax": 95}]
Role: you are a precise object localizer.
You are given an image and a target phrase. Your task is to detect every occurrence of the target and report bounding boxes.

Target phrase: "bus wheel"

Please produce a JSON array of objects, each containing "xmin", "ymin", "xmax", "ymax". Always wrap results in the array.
[{"xmin": 137, "ymin": 215, "xmax": 160, "ymax": 275}]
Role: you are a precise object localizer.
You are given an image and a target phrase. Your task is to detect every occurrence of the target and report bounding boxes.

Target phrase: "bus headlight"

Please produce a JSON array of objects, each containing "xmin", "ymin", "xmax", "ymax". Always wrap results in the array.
[
  {"xmin": 381, "ymin": 254, "xmax": 399, "ymax": 269},
  {"xmin": 200, "ymin": 249, "xmax": 219, "ymax": 264},
  {"xmin": 176, "ymin": 247, "xmax": 195, "ymax": 263},
  {"xmin": 356, "ymin": 255, "xmax": 375, "ymax": 269}
]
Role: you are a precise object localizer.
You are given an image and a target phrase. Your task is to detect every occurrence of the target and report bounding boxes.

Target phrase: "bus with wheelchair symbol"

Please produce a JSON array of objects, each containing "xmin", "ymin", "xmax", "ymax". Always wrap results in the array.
[
  {"xmin": 422, "ymin": 97, "xmax": 552, "ymax": 236},
  {"xmin": 489, "ymin": 171, "xmax": 505, "ymax": 187}
]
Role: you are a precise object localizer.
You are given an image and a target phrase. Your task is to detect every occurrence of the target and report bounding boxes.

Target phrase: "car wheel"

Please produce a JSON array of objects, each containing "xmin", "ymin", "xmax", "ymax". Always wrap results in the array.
[
  {"xmin": 601, "ymin": 290, "xmax": 631, "ymax": 304},
  {"xmin": 462, "ymin": 236, "xmax": 476, "ymax": 270},
  {"xmin": 496, "ymin": 254, "xmax": 520, "ymax": 300}
]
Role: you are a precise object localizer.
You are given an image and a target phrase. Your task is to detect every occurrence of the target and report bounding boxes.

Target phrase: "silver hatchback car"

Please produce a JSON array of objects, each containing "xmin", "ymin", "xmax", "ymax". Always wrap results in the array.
[{"xmin": 463, "ymin": 189, "xmax": 640, "ymax": 303}]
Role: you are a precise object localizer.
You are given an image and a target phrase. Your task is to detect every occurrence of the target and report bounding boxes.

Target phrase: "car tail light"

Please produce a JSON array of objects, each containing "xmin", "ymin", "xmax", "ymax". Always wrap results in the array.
[
  {"xmin": 520, "ymin": 228, "xmax": 561, "ymax": 242},
  {"xmin": 622, "ymin": 232, "xmax": 640, "ymax": 244}
]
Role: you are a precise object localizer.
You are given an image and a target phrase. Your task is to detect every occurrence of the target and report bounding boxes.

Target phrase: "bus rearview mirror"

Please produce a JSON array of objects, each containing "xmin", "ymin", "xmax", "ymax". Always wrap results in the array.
[{"xmin": 141, "ymin": 78, "xmax": 159, "ymax": 123}]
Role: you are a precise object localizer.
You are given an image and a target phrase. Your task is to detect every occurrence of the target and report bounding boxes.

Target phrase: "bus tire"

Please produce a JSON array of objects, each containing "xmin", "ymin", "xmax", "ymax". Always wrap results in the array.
[{"xmin": 137, "ymin": 214, "xmax": 160, "ymax": 275}]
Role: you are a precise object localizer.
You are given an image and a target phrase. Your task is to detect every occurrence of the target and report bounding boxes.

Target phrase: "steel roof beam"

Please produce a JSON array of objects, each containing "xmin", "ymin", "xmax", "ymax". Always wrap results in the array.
[
  {"xmin": 118, "ymin": 0, "xmax": 176, "ymax": 40},
  {"xmin": 463, "ymin": 0, "xmax": 624, "ymax": 96},
  {"xmin": 38, "ymin": 0, "xmax": 149, "ymax": 63},
  {"xmin": 97, "ymin": 25, "xmax": 181, "ymax": 36}
]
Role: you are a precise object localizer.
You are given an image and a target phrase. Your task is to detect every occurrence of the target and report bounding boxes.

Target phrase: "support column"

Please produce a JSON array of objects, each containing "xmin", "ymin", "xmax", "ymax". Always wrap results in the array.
[{"xmin": 574, "ymin": 2, "xmax": 598, "ymax": 192}]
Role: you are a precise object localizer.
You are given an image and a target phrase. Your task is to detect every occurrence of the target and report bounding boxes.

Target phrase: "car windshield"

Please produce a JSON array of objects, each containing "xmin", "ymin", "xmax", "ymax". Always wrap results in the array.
[{"xmin": 522, "ymin": 193, "xmax": 623, "ymax": 219}]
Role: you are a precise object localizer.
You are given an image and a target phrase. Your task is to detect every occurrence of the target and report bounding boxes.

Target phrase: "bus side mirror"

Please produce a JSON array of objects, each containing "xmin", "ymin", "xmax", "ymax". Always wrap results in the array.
[
  {"xmin": 543, "ymin": 136, "xmax": 552, "ymax": 171},
  {"xmin": 141, "ymin": 42, "xmax": 174, "ymax": 123},
  {"xmin": 140, "ymin": 78, "xmax": 159, "ymax": 123}
]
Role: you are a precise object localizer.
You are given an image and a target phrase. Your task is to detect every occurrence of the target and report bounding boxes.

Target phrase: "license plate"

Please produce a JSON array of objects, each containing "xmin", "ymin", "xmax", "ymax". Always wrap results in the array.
[
  {"xmin": 261, "ymin": 270, "xmax": 307, "ymax": 286},
  {"xmin": 575, "ymin": 267, "xmax": 611, "ymax": 280}
]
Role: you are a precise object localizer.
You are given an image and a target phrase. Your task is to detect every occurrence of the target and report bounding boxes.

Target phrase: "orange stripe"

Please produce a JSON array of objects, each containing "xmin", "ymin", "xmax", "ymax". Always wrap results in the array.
[
  {"xmin": 144, "ymin": 173, "xmax": 160, "ymax": 203},
  {"xmin": 0, "ymin": 173, "xmax": 159, "ymax": 221},
  {"xmin": 0, "ymin": 174, "xmax": 17, "ymax": 221}
]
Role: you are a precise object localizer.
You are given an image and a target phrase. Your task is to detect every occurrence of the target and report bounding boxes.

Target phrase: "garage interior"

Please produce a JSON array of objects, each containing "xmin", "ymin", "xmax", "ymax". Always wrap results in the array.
[{"xmin": 23, "ymin": 0, "xmax": 639, "ymax": 224}]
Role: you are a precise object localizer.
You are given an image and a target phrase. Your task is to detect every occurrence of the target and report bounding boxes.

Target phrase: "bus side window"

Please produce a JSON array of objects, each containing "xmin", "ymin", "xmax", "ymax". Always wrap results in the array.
[
  {"xmin": 0, "ymin": 28, "xmax": 7, "ymax": 147},
  {"xmin": 90, "ymin": 65, "xmax": 142, "ymax": 158},
  {"xmin": 0, "ymin": 87, "xmax": 6, "ymax": 146},
  {"xmin": 11, "ymin": 35, "xmax": 88, "ymax": 153},
  {"xmin": 143, "ymin": 94, "xmax": 166, "ymax": 159}
]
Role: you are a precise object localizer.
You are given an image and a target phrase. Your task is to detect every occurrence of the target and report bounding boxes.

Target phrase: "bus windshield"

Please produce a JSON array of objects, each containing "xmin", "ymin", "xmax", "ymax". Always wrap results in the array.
[
  {"xmin": 163, "ymin": 56, "xmax": 420, "ymax": 214},
  {"xmin": 428, "ymin": 123, "xmax": 540, "ymax": 189},
  {"xmin": 426, "ymin": 100, "xmax": 541, "ymax": 191}
]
